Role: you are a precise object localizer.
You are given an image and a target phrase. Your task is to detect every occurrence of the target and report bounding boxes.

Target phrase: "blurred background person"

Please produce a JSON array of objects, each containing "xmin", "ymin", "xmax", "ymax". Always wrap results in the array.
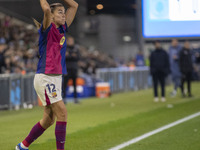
[
  {"xmin": 0, "ymin": 43, "xmax": 6, "ymax": 73},
  {"xmin": 150, "ymin": 41, "xmax": 170, "ymax": 102},
  {"xmin": 179, "ymin": 41, "xmax": 194, "ymax": 97},
  {"xmin": 193, "ymin": 45, "xmax": 200, "ymax": 80},
  {"xmin": 135, "ymin": 50, "xmax": 145, "ymax": 67},
  {"xmin": 63, "ymin": 36, "xmax": 80, "ymax": 104},
  {"xmin": 168, "ymin": 39, "xmax": 182, "ymax": 97}
]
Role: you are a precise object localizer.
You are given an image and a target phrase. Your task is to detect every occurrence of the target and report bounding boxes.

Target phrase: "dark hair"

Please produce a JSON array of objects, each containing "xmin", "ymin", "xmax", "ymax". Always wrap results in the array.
[
  {"xmin": 50, "ymin": 3, "xmax": 64, "ymax": 13},
  {"xmin": 32, "ymin": 18, "xmax": 41, "ymax": 29},
  {"xmin": 33, "ymin": 3, "xmax": 64, "ymax": 29},
  {"xmin": 153, "ymin": 40, "xmax": 161, "ymax": 45}
]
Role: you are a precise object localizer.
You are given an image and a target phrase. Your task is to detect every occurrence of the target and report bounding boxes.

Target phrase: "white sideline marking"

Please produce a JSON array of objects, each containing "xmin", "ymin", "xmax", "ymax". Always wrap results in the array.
[{"xmin": 108, "ymin": 112, "xmax": 200, "ymax": 150}]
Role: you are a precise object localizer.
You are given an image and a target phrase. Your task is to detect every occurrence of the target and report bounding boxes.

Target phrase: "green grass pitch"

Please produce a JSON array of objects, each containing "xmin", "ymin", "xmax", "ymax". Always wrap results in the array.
[{"xmin": 0, "ymin": 82, "xmax": 200, "ymax": 150}]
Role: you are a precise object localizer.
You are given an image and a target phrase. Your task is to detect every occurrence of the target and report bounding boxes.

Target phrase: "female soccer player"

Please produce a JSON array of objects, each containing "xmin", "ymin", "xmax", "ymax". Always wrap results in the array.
[{"xmin": 15, "ymin": 0, "xmax": 78, "ymax": 150}]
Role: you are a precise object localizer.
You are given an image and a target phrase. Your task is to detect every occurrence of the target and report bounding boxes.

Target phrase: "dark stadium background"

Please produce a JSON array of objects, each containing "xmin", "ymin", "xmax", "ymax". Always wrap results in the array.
[{"xmin": 0, "ymin": 0, "xmax": 138, "ymax": 60}]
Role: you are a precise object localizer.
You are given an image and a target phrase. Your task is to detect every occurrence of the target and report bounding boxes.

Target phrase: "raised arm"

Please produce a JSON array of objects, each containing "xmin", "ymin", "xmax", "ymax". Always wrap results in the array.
[
  {"xmin": 62, "ymin": 0, "xmax": 78, "ymax": 27},
  {"xmin": 40, "ymin": 0, "xmax": 52, "ymax": 30}
]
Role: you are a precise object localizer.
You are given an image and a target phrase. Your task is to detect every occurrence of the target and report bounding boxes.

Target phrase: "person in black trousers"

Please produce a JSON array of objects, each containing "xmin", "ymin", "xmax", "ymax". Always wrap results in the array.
[
  {"xmin": 0, "ymin": 43, "xmax": 6, "ymax": 74},
  {"xmin": 63, "ymin": 36, "xmax": 80, "ymax": 103},
  {"xmin": 150, "ymin": 41, "xmax": 170, "ymax": 102},
  {"xmin": 179, "ymin": 41, "xmax": 193, "ymax": 97}
]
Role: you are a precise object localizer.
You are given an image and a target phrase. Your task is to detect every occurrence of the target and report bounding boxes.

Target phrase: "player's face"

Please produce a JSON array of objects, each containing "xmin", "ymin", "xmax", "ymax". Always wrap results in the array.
[{"xmin": 52, "ymin": 6, "xmax": 66, "ymax": 26}]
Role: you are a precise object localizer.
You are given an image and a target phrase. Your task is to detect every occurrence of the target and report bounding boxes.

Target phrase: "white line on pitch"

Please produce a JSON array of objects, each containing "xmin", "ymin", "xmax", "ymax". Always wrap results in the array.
[{"xmin": 108, "ymin": 112, "xmax": 200, "ymax": 150}]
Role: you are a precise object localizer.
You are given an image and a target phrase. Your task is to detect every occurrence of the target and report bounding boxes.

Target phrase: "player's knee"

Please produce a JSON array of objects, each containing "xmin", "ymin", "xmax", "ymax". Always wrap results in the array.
[
  {"xmin": 44, "ymin": 119, "xmax": 55, "ymax": 128},
  {"xmin": 41, "ymin": 117, "xmax": 55, "ymax": 129}
]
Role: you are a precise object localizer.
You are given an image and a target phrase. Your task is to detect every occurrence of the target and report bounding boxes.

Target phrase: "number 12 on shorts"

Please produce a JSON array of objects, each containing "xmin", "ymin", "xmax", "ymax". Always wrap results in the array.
[{"xmin": 46, "ymin": 84, "xmax": 56, "ymax": 93}]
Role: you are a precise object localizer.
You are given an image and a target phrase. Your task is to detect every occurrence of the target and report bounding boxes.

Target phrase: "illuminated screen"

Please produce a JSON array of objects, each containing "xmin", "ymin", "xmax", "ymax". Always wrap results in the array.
[{"xmin": 142, "ymin": 0, "xmax": 200, "ymax": 38}]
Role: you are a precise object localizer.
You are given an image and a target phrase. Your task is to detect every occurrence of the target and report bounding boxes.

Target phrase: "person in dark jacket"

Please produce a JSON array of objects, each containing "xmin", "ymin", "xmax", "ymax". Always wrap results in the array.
[
  {"xmin": 63, "ymin": 36, "xmax": 80, "ymax": 103},
  {"xmin": 0, "ymin": 43, "xmax": 6, "ymax": 74},
  {"xmin": 150, "ymin": 41, "xmax": 170, "ymax": 102},
  {"xmin": 179, "ymin": 41, "xmax": 193, "ymax": 97}
]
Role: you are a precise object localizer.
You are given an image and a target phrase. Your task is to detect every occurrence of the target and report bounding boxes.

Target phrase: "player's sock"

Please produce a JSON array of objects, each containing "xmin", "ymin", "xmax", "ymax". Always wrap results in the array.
[
  {"xmin": 55, "ymin": 121, "xmax": 67, "ymax": 150},
  {"xmin": 22, "ymin": 122, "xmax": 46, "ymax": 147},
  {"xmin": 20, "ymin": 142, "xmax": 29, "ymax": 149}
]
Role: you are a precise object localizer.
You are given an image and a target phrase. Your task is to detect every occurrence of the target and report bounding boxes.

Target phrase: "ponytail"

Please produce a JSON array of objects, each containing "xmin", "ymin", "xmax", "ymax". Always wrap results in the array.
[{"xmin": 32, "ymin": 18, "xmax": 41, "ymax": 29}]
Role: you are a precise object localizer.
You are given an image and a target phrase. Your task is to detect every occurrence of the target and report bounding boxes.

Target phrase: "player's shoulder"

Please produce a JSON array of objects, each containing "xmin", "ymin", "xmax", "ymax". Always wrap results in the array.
[{"xmin": 39, "ymin": 23, "xmax": 53, "ymax": 34}]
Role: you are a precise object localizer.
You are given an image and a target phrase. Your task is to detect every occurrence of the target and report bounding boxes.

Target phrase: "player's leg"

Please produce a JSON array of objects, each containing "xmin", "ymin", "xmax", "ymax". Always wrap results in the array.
[
  {"xmin": 40, "ymin": 105, "xmax": 56, "ymax": 128},
  {"xmin": 51, "ymin": 100, "xmax": 67, "ymax": 150},
  {"xmin": 16, "ymin": 106, "xmax": 55, "ymax": 150},
  {"xmin": 39, "ymin": 74, "xmax": 67, "ymax": 149}
]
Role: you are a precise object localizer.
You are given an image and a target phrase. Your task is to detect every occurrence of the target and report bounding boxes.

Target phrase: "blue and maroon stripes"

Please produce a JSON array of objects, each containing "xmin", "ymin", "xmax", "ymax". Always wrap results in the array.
[
  {"xmin": 55, "ymin": 121, "xmax": 67, "ymax": 150},
  {"xmin": 22, "ymin": 122, "xmax": 46, "ymax": 147},
  {"xmin": 36, "ymin": 22, "xmax": 68, "ymax": 75}
]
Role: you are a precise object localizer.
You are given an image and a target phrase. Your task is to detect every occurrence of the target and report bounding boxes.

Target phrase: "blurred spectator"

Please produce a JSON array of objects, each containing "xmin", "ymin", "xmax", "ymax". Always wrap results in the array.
[
  {"xmin": 86, "ymin": 60, "xmax": 96, "ymax": 76},
  {"xmin": 0, "ymin": 15, "xmax": 39, "ymax": 74},
  {"xmin": 168, "ymin": 39, "xmax": 182, "ymax": 97},
  {"xmin": 0, "ymin": 43, "xmax": 6, "ymax": 73},
  {"xmin": 150, "ymin": 41, "xmax": 170, "ymax": 102},
  {"xmin": 0, "ymin": 14, "xmax": 117, "ymax": 76},
  {"xmin": 179, "ymin": 41, "xmax": 193, "ymax": 97},
  {"xmin": 128, "ymin": 60, "xmax": 136, "ymax": 70},
  {"xmin": 63, "ymin": 36, "xmax": 80, "ymax": 103},
  {"xmin": 135, "ymin": 51, "xmax": 145, "ymax": 66},
  {"xmin": 193, "ymin": 46, "xmax": 200, "ymax": 80},
  {"xmin": 78, "ymin": 46, "xmax": 116, "ymax": 74},
  {"xmin": 3, "ymin": 15, "xmax": 12, "ymax": 28},
  {"xmin": 0, "ymin": 32, "xmax": 6, "ymax": 44}
]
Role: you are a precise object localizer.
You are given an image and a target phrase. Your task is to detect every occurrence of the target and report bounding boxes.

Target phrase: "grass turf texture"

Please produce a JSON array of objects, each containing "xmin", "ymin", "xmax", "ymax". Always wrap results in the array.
[{"xmin": 0, "ymin": 82, "xmax": 200, "ymax": 150}]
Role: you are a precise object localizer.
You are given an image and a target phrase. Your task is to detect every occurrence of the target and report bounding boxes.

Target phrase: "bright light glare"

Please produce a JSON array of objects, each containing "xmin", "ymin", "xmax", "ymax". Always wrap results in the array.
[
  {"xmin": 123, "ymin": 36, "xmax": 132, "ymax": 42},
  {"xmin": 96, "ymin": 4, "xmax": 104, "ymax": 10}
]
